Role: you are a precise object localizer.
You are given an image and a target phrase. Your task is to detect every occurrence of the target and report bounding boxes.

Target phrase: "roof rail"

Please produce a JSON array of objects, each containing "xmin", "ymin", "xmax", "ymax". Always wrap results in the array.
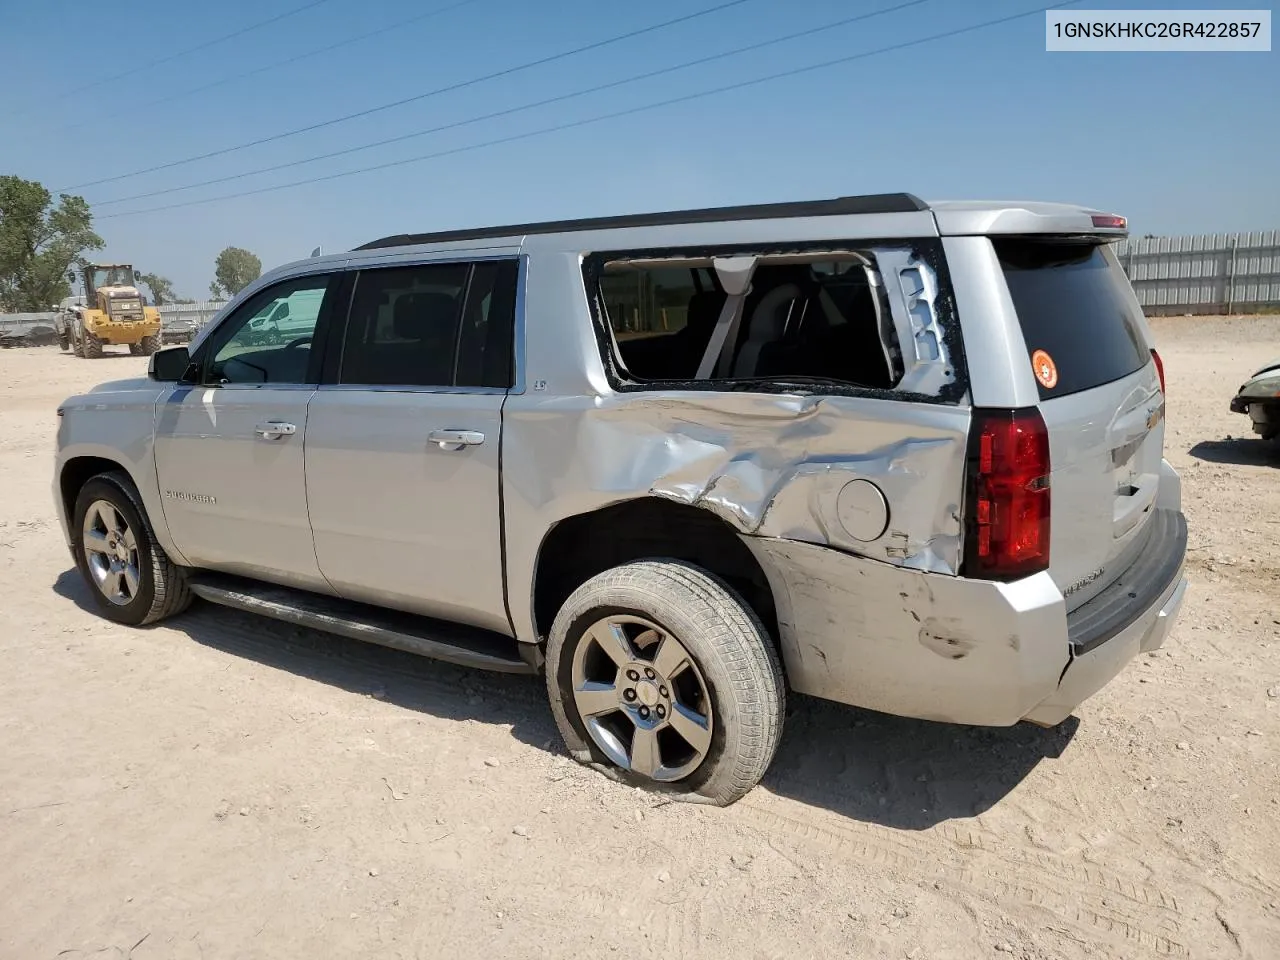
[{"xmin": 353, "ymin": 192, "xmax": 928, "ymax": 251}]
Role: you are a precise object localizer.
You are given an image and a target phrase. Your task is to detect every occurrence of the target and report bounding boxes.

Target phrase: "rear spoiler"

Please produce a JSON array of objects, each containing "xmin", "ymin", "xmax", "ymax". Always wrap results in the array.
[{"xmin": 932, "ymin": 205, "xmax": 1129, "ymax": 240}]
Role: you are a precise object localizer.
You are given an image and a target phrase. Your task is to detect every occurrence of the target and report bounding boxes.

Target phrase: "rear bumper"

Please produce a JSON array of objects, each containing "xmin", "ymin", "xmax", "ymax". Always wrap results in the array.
[
  {"xmin": 1023, "ymin": 572, "xmax": 1187, "ymax": 727},
  {"xmin": 743, "ymin": 506, "xmax": 1188, "ymax": 728},
  {"xmin": 1065, "ymin": 509, "xmax": 1187, "ymax": 656}
]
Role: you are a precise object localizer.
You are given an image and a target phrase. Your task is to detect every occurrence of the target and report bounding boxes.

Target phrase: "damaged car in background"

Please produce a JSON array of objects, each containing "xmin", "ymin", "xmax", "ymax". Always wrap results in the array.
[
  {"xmin": 53, "ymin": 193, "xmax": 1188, "ymax": 806},
  {"xmin": 1230, "ymin": 359, "xmax": 1280, "ymax": 445}
]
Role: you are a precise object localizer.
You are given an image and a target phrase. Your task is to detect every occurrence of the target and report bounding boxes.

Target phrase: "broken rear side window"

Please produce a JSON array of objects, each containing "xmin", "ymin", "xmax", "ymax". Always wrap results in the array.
[{"xmin": 595, "ymin": 254, "xmax": 904, "ymax": 389}]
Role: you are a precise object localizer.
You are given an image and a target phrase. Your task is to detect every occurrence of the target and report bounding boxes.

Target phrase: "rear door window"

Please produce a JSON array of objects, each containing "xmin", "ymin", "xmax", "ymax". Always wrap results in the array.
[
  {"xmin": 337, "ymin": 260, "xmax": 519, "ymax": 389},
  {"xmin": 994, "ymin": 239, "xmax": 1149, "ymax": 399},
  {"xmin": 339, "ymin": 264, "xmax": 469, "ymax": 387}
]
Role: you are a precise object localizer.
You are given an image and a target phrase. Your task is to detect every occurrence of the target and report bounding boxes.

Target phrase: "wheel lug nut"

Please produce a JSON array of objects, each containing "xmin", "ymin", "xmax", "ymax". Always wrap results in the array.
[
  {"xmin": 623, "ymin": 688, "xmax": 637, "ymax": 701},
  {"xmin": 644, "ymin": 667, "xmax": 656, "ymax": 680},
  {"xmin": 656, "ymin": 705, "xmax": 666, "ymax": 719},
  {"xmin": 626, "ymin": 669, "xmax": 640, "ymax": 682},
  {"xmin": 659, "ymin": 686, "xmax": 668, "ymax": 698},
  {"xmin": 639, "ymin": 706, "xmax": 650, "ymax": 720}
]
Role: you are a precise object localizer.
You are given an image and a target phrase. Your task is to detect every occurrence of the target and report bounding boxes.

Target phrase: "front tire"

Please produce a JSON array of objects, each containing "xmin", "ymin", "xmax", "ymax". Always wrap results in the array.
[
  {"xmin": 71, "ymin": 472, "xmax": 192, "ymax": 626},
  {"xmin": 82, "ymin": 327, "xmax": 103, "ymax": 358},
  {"xmin": 546, "ymin": 560, "xmax": 784, "ymax": 806},
  {"xmin": 58, "ymin": 330, "xmax": 70, "ymax": 352}
]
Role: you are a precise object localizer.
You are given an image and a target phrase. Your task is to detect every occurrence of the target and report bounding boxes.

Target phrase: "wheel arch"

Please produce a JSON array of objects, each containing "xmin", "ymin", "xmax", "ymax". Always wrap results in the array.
[
  {"xmin": 56, "ymin": 447, "xmax": 188, "ymax": 566},
  {"xmin": 59, "ymin": 455, "xmax": 134, "ymax": 524},
  {"xmin": 530, "ymin": 497, "xmax": 781, "ymax": 654}
]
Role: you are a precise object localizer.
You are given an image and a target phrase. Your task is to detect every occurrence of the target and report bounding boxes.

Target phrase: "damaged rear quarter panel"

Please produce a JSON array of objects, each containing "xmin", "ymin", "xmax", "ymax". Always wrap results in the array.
[
  {"xmin": 510, "ymin": 390, "xmax": 967, "ymax": 565},
  {"xmin": 500, "ymin": 257, "xmax": 974, "ymax": 650},
  {"xmin": 501, "ymin": 388, "xmax": 969, "ymax": 640}
]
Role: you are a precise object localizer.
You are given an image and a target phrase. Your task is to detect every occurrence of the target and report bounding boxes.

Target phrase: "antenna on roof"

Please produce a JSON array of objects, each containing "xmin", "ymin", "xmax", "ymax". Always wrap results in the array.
[{"xmin": 310, "ymin": 246, "xmax": 322, "ymax": 258}]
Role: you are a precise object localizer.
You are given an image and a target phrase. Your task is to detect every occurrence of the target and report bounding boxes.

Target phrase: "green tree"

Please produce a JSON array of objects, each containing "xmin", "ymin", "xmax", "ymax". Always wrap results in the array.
[
  {"xmin": 209, "ymin": 246, "xmax": 261, "ymax": 299},
  {"xmin": 138, "ymin": 272, "xmax": 175, "ymax": 305},
  {"xmin": 0, "ymin": 175, "xmax": 103, "ymax": 311}
]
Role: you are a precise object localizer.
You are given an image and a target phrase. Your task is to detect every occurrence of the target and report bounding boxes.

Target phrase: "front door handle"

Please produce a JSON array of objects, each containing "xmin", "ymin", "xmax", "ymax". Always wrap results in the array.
[
  {"xmin": 428, "ymin": 429, "xmax": 485, "ymax": 451},
  {"xmin": 254, "ymin": 420, "xmax": 297, "ymax": 441}
]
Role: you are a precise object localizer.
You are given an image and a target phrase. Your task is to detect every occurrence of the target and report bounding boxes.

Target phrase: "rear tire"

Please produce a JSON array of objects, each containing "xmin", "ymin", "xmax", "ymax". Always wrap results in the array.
[
  {"xmin": 58, "ymin": 330, "xmax": 70, "ymax": 352},
  {"xmin": 82, "ymin": 328, "xmax": 103, "ymax": 358},
  {"xmin": 545, "ymin": 559, "xmax": 785, "ymax": 807},
  {"xmin": 71, "ymin": 472, "xmax": 192, "ymax": 626},
  {"xmin": 137, "ymin": 332, "xmax": 161, "ymax": 356}
]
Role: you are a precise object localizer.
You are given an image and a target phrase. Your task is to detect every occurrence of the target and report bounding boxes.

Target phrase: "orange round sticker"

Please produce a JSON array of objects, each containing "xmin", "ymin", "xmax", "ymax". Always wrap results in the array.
[{"xmin": 1031, "ymin": 349, "xmax": 1058, "ymax": 389}]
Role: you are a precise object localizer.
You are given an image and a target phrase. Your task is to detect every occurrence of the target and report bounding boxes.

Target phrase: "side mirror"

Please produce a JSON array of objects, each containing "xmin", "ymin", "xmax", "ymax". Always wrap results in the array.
[{"xmin": 148, "ymin": 346, "xmax": 191, "ymax": 382}]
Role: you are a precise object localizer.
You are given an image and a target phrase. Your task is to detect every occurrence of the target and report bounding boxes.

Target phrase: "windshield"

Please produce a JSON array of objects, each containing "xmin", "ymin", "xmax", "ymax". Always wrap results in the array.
[{"xmin": 92, "ymin": 266, "xmax": 134, "ymax": 289}]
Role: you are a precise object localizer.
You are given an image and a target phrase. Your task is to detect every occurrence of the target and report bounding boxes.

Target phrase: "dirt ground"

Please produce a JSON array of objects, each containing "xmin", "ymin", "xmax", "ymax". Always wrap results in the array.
[{"xmin": 1, "ymin": 317, "xmax": 1278, "ymax": 960}]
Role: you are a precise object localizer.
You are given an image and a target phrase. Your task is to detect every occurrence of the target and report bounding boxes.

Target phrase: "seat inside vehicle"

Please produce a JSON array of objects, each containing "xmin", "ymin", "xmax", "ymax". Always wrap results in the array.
[
  {"xmin": 342, "ymin": 291, "xmax": 459, "ymax": 386},
  {"xmin": 617, "ymin": 289, "xmax": 726, "ymax": 381},
  {"xmin": 730, "ymin": 263, "xmax": 897, "ymax": 388}
]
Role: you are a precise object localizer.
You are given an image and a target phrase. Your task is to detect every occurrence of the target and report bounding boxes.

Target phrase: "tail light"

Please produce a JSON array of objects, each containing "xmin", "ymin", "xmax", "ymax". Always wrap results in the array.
[
  {"xmin": 963, "ymin": 408, "xmax": 1051, "ymax": 581},
  {"xmin": 1151, "ymin": 348, "xmax": 1166, "ymax": 394}
]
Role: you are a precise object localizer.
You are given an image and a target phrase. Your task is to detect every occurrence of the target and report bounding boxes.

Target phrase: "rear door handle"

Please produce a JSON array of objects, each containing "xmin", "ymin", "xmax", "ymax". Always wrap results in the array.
[
  {"xmin": 254, "ymin": 420, "xmax": 297, "ymax": 441},
  {"xmin": 428, "ymin": 429, "xmax": 485, "ymax": 451}
]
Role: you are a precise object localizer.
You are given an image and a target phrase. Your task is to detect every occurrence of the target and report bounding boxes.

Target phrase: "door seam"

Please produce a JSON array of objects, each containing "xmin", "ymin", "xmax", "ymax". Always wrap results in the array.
[
  {"xmin": 496, "ymin": 388, "xmax": 518, "ymax": 640},
  {"xmin": 301, "ymin": 387, "xmax": 342, "ymax": 596}
]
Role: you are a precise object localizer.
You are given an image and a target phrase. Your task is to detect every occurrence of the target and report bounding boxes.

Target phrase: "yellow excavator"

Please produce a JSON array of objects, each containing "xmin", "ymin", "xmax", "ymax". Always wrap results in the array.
[{"xmin": 56, "ymin": 262, "xmax": 163, "ymax": 358}]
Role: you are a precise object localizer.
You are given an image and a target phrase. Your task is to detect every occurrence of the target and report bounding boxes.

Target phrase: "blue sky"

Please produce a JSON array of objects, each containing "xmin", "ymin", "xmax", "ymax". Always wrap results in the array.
[{"xmin": 1, "ymin": 0, "xmax": 1275, "ymax": 298}]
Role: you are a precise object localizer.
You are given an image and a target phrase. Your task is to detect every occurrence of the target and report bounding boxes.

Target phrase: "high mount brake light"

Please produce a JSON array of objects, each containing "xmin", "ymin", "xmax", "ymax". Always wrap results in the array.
[
  {"xmin": 1090, "ymin": 214, "xmax": 1127, "ymax": 229},
  {"xmin": 963, "ymin": 408, "xmax": 1051, "ymax": 581}
]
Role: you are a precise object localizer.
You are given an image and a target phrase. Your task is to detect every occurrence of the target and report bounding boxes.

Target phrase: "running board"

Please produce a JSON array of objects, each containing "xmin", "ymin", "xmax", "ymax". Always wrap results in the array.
[{"xmin": 187, "ymin": 574, "xmax": 535, "ymax": 675}]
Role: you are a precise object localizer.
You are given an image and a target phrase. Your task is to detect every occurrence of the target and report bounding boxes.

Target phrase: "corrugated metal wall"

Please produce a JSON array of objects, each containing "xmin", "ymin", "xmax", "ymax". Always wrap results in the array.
[{"xmin": 1114, "ymin": 231, "xmax": 1280, "ymax": 315}]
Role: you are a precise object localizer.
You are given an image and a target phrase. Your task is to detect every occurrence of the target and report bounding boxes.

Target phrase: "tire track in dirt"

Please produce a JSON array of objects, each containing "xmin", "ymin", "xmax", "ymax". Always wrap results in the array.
[{"xmin": 734, "ymin": 799, "xmax": 1199, "ymax": 957}]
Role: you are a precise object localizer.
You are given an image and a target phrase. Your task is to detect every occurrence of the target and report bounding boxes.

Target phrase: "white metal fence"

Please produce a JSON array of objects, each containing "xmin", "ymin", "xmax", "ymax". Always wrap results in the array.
[{"xmin": 1114, "ymin": 231, "xmax": 1280, "ymax": 315}]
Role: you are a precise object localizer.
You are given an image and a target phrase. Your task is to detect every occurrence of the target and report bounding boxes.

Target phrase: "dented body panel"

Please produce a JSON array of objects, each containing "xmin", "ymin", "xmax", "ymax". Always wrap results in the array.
[
  {"xmin": 501, "ymin": 389, "xmax": 972, "ymax": 645},
  {"xmin": 743, "ymin": 537, "xmax": 1068, "ymax": 725}
]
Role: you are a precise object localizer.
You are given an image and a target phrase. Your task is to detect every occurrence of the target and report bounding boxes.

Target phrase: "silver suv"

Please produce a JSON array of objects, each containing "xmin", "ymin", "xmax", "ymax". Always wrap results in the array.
[{"xmin": 54, "ymin": 194, "xmax": 1188, "ymax": 805}]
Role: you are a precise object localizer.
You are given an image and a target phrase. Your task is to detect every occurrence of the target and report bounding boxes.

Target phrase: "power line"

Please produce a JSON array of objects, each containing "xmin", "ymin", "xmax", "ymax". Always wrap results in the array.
[
  {"xmin": 99, "ymin": 0, "xmax": 1082, "ymax": 222},
  {"xmin": 93, "ymin": 0, "xmax": 935, "ymax": 207},
  {"xmin": 55, "ymin": 0, "xmax": 483, "ymax": 135},
  {"xmin": 45, "ymin": 0, "xmax": 341, "ymax": 104},
  {"xmin": 58, "ymin": 0, "xmax": 756, "ymax": 193}
]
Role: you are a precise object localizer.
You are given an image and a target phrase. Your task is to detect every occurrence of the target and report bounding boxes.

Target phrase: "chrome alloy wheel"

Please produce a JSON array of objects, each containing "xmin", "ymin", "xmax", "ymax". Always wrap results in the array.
[
  {"xmin": 82, "ymin": 500, "xmax": 141, "ymax": 606},
  {"xmin": 570, "ymin": 615, "xmax": 714, "ymax": 782}
]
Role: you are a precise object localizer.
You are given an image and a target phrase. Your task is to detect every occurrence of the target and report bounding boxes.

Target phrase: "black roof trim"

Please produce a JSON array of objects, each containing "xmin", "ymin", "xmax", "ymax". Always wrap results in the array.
[{"xmin": 353, "ymin": 193, "xmax": 928, "ymax": 251}]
